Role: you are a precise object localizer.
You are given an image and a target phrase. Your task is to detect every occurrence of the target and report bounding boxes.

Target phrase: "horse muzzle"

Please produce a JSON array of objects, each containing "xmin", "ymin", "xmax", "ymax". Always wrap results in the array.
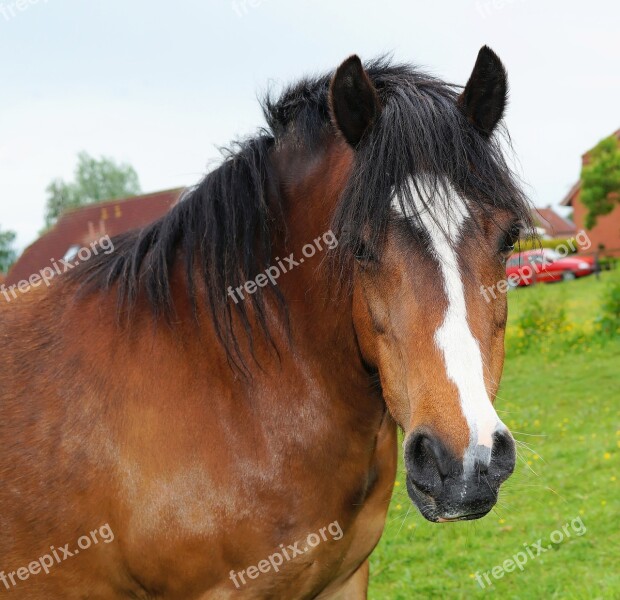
[{"xmin": 403, "ymin": 428, "xmax": 516, "ymax": 522}]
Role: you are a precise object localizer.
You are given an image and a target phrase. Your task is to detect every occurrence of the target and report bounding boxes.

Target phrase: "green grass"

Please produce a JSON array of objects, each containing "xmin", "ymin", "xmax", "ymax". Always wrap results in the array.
[
  {"xmin": 506, "ymin": 270, "xmax": 616, "ymax": 330},
  {"xmin": 369, "ymin": 271, "xmax": 620, "ymax": 599}
]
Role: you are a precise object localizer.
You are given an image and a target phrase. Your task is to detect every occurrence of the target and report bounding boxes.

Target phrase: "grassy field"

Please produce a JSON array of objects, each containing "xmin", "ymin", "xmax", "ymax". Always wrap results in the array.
[{"xmin": 368, "ymin": 270, "xmax": 620, "ymax": 599}]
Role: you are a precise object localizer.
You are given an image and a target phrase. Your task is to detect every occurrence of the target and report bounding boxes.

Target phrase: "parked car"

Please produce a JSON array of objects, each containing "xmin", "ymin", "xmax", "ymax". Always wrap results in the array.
[{"xmin": 506, "ymin": 249, "xmax": 595, "ymax": 286}]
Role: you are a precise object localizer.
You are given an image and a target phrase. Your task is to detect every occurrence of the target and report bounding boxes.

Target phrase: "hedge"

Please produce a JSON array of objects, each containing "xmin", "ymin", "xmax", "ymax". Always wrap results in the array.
[{"xmin": 516, "ymin": 237, "xmax": 579, "ymax": 253}]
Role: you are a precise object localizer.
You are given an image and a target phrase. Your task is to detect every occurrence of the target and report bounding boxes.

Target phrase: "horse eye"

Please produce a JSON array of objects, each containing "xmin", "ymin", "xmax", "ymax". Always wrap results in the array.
[
  {"xmin": 499, "ymin": 222, "xmax": 521, "ymax": 258},
  {"xmin": 354, "ymin": 241, "xmax": 377, "ymax": 264}
]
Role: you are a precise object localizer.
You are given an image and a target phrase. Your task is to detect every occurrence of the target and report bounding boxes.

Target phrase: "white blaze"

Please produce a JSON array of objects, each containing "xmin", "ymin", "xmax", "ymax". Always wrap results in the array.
[{"xmin": 392, "ymin": 178, "xmax": 505, "ymax": 472}]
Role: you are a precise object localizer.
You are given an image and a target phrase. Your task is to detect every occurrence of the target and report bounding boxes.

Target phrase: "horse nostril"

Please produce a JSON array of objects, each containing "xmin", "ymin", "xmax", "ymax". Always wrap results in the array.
[
  {"xmin": 406, "ymin": 432, "xmax": 451, "ymax": 495},
  {"xmin": 490, "ymin": 429, "xmax": 516, "ymax": 481}
]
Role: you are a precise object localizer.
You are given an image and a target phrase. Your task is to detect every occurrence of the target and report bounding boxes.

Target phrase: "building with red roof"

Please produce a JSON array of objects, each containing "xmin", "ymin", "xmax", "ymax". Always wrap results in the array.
[
  {"xmin": 6, "ymin": 188, "xmax": 184, "ymax": 286},
  {"xmin": 533, "ymin": 207, "xmax": 577, "ymax": 239},
  {"xmin": 560, "ymin": 129, "xmax": 620, "ymax": 252}
]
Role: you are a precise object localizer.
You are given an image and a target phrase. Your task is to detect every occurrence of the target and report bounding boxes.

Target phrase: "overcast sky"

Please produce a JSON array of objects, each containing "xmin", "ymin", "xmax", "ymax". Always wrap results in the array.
[{"xmin": 1, "ymin": 0, "xmax": 618, "ymax": 250}]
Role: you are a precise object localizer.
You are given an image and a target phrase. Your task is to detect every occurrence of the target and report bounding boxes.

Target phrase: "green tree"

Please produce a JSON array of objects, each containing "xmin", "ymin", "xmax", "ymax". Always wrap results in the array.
[
  {"xmin": 580, "ymin": 135, "xmax": 620, "ymax": 229},
  {"xmin": 0, "ymin": 227, "xmax": 17, "ymax": 274},
  {"xmin": 44, "ymin": 151, "xmax": 141, "ymax": 227}
]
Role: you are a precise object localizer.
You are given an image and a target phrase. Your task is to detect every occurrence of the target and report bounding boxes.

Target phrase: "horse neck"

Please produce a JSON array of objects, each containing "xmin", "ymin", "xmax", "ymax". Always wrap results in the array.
[{"xmin": 267, "ymin": 137, "xmax": 356, "ymax": 351}]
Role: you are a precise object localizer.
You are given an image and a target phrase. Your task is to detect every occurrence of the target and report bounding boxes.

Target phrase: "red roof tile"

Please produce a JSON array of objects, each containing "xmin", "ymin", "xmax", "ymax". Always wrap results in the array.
[{"xmin": 534, "ymin": 207, "xmax": 577, "ymax": 238}]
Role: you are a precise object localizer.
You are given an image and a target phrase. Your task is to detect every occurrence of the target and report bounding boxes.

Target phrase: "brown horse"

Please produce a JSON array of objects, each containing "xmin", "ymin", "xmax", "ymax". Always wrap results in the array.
[{"xmin": 0, "ymin": 47, "xmax": 532, "ymax": 598}]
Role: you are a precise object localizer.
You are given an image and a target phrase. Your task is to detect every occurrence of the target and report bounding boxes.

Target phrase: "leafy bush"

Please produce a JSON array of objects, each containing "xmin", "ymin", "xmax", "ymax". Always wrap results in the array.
[
  {"xmin": 581, "ymin": 135, "xmax": 620, "ymax": 229},
  {"xmin": 0, "ymin": 227, "xmax": 17, "ymax": 274},
  {"xmin": 598, "ymin": 256, "xmax": 618, "ymax": 271},
  {"xmin": 44, "ymin": 151, "xmax": 142, "ymax": 228},
  {"xmin": 512, "ymin": 298, "xmax": 568, "ymax": 351},
  {"xmin": 516, "ymin": 237, "xmax": 579, "ymax": 253},
  {"xmin": 595, "ymin": 281, "xmax": 620, "ymax": 337}
]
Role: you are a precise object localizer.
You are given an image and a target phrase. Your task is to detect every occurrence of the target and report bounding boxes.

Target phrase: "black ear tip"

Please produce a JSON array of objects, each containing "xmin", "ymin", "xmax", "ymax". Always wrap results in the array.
[
  {"xmin": 344, "ymin": 54, "xmax": 362, "ymax": 65},
  {"xmin": 335, "ymin": 55, "xmax": 364, "ymax": 80},
  {"xmin": 479, "ymin": 45, "xmax": 498, "ymax": 58},
  {"xmin": 477, "ymin": 45, "xmax": 506, "ymax": 72}
]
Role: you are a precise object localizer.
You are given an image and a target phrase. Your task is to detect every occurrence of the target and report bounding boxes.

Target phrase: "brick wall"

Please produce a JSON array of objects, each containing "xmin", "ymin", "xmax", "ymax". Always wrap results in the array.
[{"xmin": 572, "ymin": 191, "xmax": 620, "ymax": 251}]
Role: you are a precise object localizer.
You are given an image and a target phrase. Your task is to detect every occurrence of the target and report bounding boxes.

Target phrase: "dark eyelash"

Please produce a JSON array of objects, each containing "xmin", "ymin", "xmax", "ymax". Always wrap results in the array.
[
  {"xmin": 354, "ymin": 240, "xmax": 377, "ymax": 263},
  {"xmin": 500, "ymin": 222, "xmax": 522, "ymax": 255}
]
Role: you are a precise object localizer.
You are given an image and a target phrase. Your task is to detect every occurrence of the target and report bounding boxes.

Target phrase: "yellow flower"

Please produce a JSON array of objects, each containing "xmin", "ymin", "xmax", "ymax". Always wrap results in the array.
[
  {"xmin": 394, "ymin": 480, "xmax": 401, "ymax": 487},
  {"xmin": 396, "ymin": 504, "xmax": 402, "ymax": 510},
  {"xmin": 611, "ymin": 476, "xmax": 616, "ymax": 482},
  {"xmin": 601, "ymin": 500, "xmax": 607, "ymax": 506},
  {"xmin": 604, "ymin": 453, "xmax": 612, "ymax": 460},
  {"xmin": 499, "ymin": 518, "xmax": 506, "ymax": 524}
]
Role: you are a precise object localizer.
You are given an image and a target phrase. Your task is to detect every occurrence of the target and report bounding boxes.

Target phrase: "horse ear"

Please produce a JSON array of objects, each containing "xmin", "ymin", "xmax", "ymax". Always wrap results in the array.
[
  {"xmin": 458, "ymin": 46, "xmax": 508, "ymax": 137},
  {"xmin": 329, "ymin": 55, "xmax": 381, "ymax": 148}
]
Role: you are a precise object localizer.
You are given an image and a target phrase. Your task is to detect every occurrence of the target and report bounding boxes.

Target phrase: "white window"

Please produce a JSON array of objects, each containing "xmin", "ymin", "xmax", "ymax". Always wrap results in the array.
[{"xmin": 63, "ymin": 245, "xmax": 80, "ymax": 263}]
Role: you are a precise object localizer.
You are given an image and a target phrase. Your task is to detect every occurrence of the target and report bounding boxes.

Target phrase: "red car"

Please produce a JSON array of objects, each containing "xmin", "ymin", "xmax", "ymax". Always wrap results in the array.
[{"xmin": 506, "ymin": 249, "xmax": 594, "ymax": 286}]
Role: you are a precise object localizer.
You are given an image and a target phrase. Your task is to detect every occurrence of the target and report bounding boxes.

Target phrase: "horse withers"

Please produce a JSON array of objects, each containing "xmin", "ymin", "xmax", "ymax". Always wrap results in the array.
[{"xmin": 0, "ymin": 46, "xmax": 530, "ymax": 598}]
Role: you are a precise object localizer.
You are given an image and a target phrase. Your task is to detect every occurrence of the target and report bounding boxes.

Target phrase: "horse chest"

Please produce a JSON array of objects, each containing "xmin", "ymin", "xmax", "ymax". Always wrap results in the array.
[
  {"xmin": 213, "ymin": 413, "xmax": 397, "ymax": 598},
  {"xmin": 116, "ymin": 411, "xmax": 397, "ymax": 598}
]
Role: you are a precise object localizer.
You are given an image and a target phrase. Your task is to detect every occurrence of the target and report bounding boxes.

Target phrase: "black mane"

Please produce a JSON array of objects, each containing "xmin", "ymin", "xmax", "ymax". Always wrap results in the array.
[{"xmin": 73, "ymin": 57, "xmax": 533, "ymax": 369}]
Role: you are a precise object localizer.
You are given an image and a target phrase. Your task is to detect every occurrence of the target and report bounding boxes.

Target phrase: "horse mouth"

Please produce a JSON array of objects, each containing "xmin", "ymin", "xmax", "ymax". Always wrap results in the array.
[
  {"xmin": 405, "ymin": 475, "xmax": 494, "ymax": 523},
  {"xmin": 436, "ymin": 512, "xmax": 491, "ymax": 522},
  {"xmin": 404, "ymin": 476, "xmax": 442, "ymax": 522}
]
